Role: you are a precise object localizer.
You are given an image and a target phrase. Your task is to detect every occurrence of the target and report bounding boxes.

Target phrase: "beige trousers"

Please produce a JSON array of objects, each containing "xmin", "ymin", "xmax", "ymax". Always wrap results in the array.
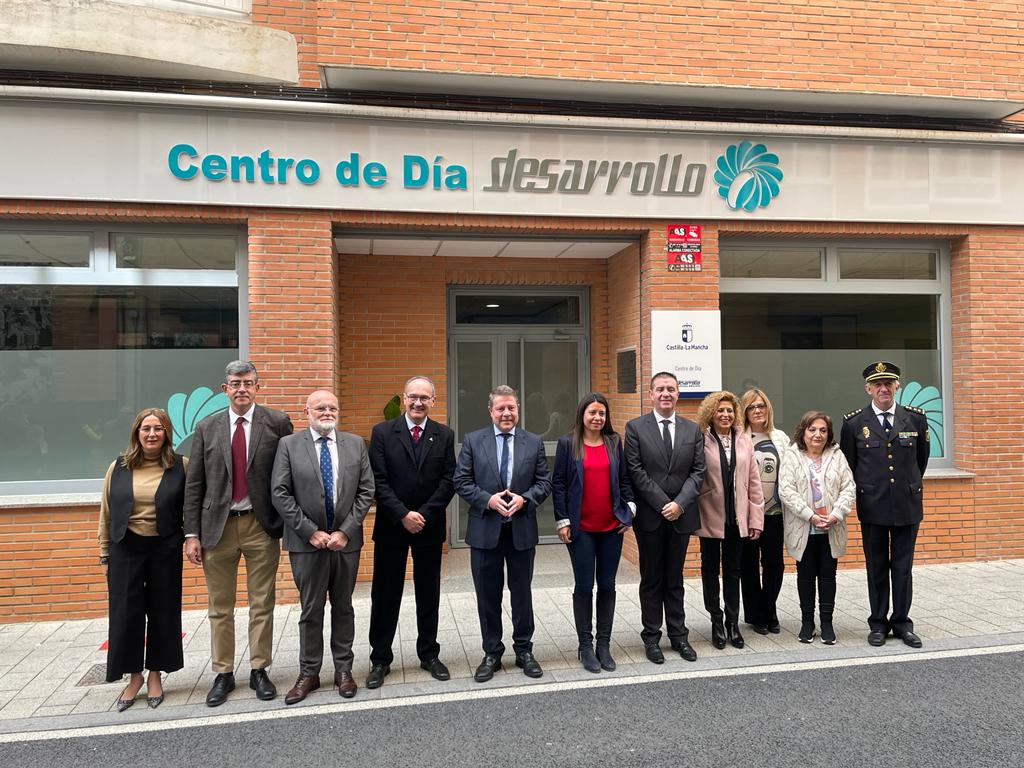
[{"xmin": 202, "ymin": 513, "xmax": 280, "ymax": 673}]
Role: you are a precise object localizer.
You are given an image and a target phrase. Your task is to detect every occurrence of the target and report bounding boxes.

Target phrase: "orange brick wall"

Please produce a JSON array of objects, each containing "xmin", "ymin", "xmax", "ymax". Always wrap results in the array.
[{"xmin": 268, "ymin": 1, "xmax": 1024, "ymax": 101}]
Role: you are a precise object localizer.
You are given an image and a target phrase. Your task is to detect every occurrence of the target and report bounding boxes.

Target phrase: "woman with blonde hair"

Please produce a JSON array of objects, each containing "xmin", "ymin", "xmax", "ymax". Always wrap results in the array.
[
  {"xmin": 98, "ymin": 408, "xmax": 187, "ymax": 710},
  {"xmin": 738, "ymin": 389, "xmax": 792, "ymax": 635},
  {"xmin": 695, "ymin": 391, "xmax": 764, "ymax": 650},
  {"xmin": 778, "ymin": 411, "xmax": 854, "ymax": 644}
]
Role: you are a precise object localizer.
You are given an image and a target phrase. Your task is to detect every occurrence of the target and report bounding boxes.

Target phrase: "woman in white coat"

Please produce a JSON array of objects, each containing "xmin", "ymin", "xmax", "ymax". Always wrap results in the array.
[{"xmin": 779, "ymin": 411, "xmax": 855, "ymax": 645}]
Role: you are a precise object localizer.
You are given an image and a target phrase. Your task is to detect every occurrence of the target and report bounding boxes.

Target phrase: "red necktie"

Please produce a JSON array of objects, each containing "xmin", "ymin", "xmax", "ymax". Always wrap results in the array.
[
  {"xmin": 231, "ymin": 416, "xmax": 248, "ymax": 503},
  {"xmin": 411, "ymin": 425, "xmax": 422, "ymax": 444}
]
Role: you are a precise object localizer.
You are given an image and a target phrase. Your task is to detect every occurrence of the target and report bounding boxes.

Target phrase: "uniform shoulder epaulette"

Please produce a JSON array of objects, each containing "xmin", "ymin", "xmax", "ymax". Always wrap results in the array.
[
  {"xmin": 903, "ymin": 405, "xmax": 925, "ymax": 416},
  {"xmin": 843, "ymin": 408, "xmax": 863, "ymax": 420}
]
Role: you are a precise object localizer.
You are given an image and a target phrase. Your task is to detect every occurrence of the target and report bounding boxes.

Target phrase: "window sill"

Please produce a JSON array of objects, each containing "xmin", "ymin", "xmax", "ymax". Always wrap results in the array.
[
  {"xmin": 0, "ymin": 492, "xmax": 102, "ymax": 509},
  {"xmin": 924, "ymin": 467, "xmax": 976, "ymax": 480}
]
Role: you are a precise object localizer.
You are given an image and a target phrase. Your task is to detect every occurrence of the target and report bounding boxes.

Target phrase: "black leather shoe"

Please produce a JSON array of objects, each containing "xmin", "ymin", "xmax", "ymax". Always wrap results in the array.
[
  {"xmin": 249, "ymin": 668, "xmax": 276, "ymax": 701},
  {"xmin": 206, "ymin": 672, "xmax": 235, "ymax": 707},
  {"xmin": 867, "ymin": 630, "xmax": 887, "ymax": 647},
  {"xmin": 897, "ymin": 631, "xmax": 923, "ymax": 648},
  {"xmin": 710, "ymin": 620, "xmax": 727, "ymax": 650},
  {"xmin": 420, "ymin": 658, "xmax": 450, "ymax": 681},
  {"xmin": 644, "ymin": 644, "xmax": 665, "ymax": 664},
  {"xmin": 726, "ymin": 622, "xmax": 745, "ymax": 649},
  {"xmin": 767, "ymin": 619, "xmax": 781, "ymax": 635},
  {"xmin": 515, "ymin": 651, "xmax": 543, "ymax": 678},
  {"xmin": 474, "ymin": 654, "xmax": 502, "ymax": 682},
  {"xmin": 671, "ymin": 640, "xmax": 698, "ymax": 662},
  {"xmin": 366, "ymin": 663, "xmax": 390, "ymax": 689},
  {"xmin": 748, "ymin": 623, "xmax": 770, "ymax": 635}
]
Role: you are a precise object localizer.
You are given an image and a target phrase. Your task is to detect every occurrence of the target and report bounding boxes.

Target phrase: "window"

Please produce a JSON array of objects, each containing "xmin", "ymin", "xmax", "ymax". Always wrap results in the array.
[
  {"xmin": 0, "ymin": 226, "xmax": 243, "ymax": 492},
  {"xmin": 720, "ymin": 241, "xmax": 949, "ymax": 465}
]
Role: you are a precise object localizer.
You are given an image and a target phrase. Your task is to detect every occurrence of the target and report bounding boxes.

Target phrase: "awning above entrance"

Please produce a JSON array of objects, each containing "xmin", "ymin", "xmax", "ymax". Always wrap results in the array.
[{"xmin": 334, "ymin": 235, "xmax": 634, "ymax": 259}]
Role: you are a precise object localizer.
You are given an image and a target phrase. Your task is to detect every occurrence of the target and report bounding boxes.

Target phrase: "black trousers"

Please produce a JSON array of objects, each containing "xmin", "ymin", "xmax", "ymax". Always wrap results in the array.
[
  {"xmin": 796, "ymin": 534, "xmax": 837, "ymax": 617},
  {"xmin": 368, "ymin": 538, "xmax": 443, "ymax": 666},
  {"xmin": 106, "ymin": 530, "xmax": 183, "ymax": 682},
  {"xmin": 700, "ymin": 523, "xmax": 743, "ymax": 624},
  {"xmin": 567, "ymin": 529, "xmax": 623, "ymax": 596},
  {"xmin": 634, "ymin": 520, "xmax": 690, "ymax": 645},
  {"xmin": 470, "ymin": 523, "xmax": 535, "ymax": 657},
  {"xmin": 861, "ymin": 521, "xmax": 918, "ymax": 635},
  {"xmin": 740, "ymin": 514, "xmax": 785, "ymax": 627}
]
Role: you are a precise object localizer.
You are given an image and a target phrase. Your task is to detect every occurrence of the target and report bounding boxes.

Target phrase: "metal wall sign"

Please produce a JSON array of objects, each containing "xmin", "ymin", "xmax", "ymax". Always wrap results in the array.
[
  {"xmin": 3, "ymin": 100, "xmax": 1024, "ymax": 224},
  {"xmin": 650, "ymin": 310, "xmax": 722, "ymax": 398}
]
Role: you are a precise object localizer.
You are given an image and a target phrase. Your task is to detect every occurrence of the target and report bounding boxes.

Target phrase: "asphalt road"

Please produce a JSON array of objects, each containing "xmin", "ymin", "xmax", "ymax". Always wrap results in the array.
[{"xmin": 4, "ymin": 650, "xmax": 1021, "ymax": 768}]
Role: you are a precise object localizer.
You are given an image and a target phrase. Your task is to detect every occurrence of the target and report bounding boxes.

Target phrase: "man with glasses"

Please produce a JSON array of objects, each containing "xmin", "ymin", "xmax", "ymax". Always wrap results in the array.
[
  {"xmin": 184, "ymin": 360, "xmax": 293, "ymax": 706},
  {"xmin": 365, "ymin": 376, "xmax": 456, "ymax": 689},
  {"xmin": 272, "ymin": 390, "xmax": 374, "ymax": 703}
]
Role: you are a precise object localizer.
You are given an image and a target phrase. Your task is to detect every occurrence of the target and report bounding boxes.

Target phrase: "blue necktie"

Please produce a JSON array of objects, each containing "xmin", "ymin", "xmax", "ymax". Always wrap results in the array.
[
  {"xmin": 319, "ymin": 436, "xmax": 334, "ymax": 530},
  {"xmin": 498, "ymin": 432, "xmax": 512, "ymax": 488}
]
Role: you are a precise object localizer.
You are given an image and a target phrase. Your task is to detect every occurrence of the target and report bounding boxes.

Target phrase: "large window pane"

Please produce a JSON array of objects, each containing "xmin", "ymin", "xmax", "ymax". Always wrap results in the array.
[
  {"xmin": 721, "ymin": 248, "xmax": 822, "ymax": 279},
  {"xmin": 721, "ymin": 293, "xmax": 944, "ymax": 457},
  {"xmin": 839, "ymin": 249, "xmax": 937, "ymax": 280},
  {"xmin": 114, "ymin": 234, "xmax": 236, "ymax": 270},
  {"xmin": 0, "ymin": 232, "xmax": 90, "ymax": 267},
  {"xmin": 0, "ymin": 285, "xmax": 239, "ymax": 482},
  {"xmin": 0, "ymin": 285, "xmax": 238, "ymax": 350},
  {"xmin": 454, "ymin": 294, "xmax": 580, "ymax": 325}
]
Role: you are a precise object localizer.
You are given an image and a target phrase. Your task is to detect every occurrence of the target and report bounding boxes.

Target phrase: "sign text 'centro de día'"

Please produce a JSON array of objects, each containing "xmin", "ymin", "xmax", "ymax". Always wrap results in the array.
[{"xmin": 166, "ymin": 144, "xmax": 780, "ymax": 203}]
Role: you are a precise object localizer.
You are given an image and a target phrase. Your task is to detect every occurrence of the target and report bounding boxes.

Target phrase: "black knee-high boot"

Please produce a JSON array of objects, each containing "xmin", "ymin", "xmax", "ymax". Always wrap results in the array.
[
  {"xmin": 573, "ymin": 593, "xmax": 600, "ymax": 673},
  {"xmin": 595, "ymin": 590, "xmax": 616, "ymax": 671}
]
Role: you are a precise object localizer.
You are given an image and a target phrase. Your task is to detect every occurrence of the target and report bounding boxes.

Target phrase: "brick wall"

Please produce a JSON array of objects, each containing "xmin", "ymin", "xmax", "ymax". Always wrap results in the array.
[{"xmin": 289, "ymin": 1, "xmax": 1024, "ymax": 101}]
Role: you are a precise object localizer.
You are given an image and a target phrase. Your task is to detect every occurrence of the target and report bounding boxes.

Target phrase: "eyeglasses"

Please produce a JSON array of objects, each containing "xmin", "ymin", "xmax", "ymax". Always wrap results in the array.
[
  {"xmin": 226, "ymin": 379, "xmax": 258, "ymax": 390},
  {"xmin": 746, "ymin": 404, "xmax": 767, "ymax": 411},
  {"xmin": 404, "ymin": 394, "xmax": 434, "ymax": 403},
  {"xmin": 309, "ymin": 406, "xmax": 339, "ymax": 414}
]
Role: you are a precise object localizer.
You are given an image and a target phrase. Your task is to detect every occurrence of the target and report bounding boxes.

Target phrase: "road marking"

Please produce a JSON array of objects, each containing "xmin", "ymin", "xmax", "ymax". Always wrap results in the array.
[{"xmin": 2, "ymin": 642, "xmax": 1022, "ymax": 744}]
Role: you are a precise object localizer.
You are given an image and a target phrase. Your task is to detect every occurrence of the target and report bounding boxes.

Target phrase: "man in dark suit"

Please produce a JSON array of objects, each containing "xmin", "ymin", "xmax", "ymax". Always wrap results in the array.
[
  {"xmin": 840, "ymin": 361, "xmax": 930, "ymax": 648},
  {"xmin": 271, "ymin": 389, "xmax": 374, "ymax": 703},
  {"xmin": 184, "ymin": 360, "xmax": 293, "ymax": 707},
  {"xmin": 624, "ymin": 371, "xmax": 706, "ymax": 664},
  {"xmin": 366, "ymin": 376, "xmax": 456, "ymax": 689},
  {"xmin": 454, "ymin": 384, "xmax": 552, "ymax": 682}
]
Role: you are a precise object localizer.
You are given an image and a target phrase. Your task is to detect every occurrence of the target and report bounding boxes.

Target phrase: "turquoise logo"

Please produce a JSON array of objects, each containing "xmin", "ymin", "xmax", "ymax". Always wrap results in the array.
[
  {"xmin": 714, "ymin": 141, "xmax": 783, "ymax": 211},
  {"xmin": 167, "ymin": 386, "xmax": 230, "ymax": 449},
  {"xmin": 895, "ymin": 381, "xmax": 944, "ymax": 458}
]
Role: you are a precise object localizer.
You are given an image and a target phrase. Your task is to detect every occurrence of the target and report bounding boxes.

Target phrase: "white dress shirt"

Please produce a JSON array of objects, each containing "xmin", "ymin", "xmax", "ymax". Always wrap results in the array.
[
  {"xmin": 309, "ymin": 426, "xmax": 339, "ymax": 504},
  {"xmin": 871, "ymin": 402, "xmax": 896, "ymax": 428},
  {"xmin": 654, "ymin": 410, "xmax": 676, "ymax": 447},
  {"xmin": 493, "ymin": 426, "xmax": 515, "ymax": 488},
  {"xmin": 228, "ymin": 403, "xmax": 256, "ymax": 512}
]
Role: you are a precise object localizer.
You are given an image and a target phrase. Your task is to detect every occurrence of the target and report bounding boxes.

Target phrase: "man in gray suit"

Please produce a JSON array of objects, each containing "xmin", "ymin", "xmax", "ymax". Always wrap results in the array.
[
  {"xmin": 454, "ymin": 384, "xmax": 551, "ymax": 683},
  {"xmin": 624, "ymin": 371, "xmax": 706, "ymax": 664},
  {"xmin": 271, "ymin": 389, "xmax": 374, "ymax": 704},
  {"xmin": 184, "ymin": 360, "xmax": 293, "ymax": 707}
]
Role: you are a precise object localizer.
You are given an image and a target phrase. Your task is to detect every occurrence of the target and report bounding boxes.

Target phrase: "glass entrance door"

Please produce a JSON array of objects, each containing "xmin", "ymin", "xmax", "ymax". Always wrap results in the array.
[{"xmin": 449, "ymin": 334, "xmax": 587, "ymax": 546}]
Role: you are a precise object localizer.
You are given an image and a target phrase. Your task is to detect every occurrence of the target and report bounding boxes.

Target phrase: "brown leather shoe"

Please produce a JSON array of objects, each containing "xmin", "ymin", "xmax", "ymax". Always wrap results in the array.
[
  {"xmin": 284, "ymin": 674, "xmax": 320, "ymax": 705},
  {"xmin": 335, "ymin": 670, "xmax": 357, "ymax": 699}
]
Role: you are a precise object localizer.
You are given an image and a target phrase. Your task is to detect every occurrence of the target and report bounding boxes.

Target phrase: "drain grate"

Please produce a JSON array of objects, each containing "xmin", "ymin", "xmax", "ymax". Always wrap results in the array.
[{"xmin": 77, "ymin": 663, "xmax": 109, "ymax": 687}]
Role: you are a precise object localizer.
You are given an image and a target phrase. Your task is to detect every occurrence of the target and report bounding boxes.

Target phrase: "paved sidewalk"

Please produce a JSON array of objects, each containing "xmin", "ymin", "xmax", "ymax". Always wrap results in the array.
[{"xmin": 0, "ymin": 551, "xmax": 1022, "ymax": 734}]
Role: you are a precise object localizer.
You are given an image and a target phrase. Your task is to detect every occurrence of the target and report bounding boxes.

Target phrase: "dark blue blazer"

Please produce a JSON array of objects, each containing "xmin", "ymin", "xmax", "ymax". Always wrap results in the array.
[
  {"xmin": 552, "ymin": 434, "xmax": 635, "ymax": 539},
  {"xmin": 453, "ymin": 425, "xmax": 551, "ymax": 551}
]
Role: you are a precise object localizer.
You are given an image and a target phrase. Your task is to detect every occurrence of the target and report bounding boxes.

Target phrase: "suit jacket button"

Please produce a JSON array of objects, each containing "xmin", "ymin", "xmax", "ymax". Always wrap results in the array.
[
  {"xmin": 889, "ymin": 466, "xmax": 894, "ymax": 471},
  {"xmin": 890, "ymin": 478, "xmax": 895, "ymax": 484}
]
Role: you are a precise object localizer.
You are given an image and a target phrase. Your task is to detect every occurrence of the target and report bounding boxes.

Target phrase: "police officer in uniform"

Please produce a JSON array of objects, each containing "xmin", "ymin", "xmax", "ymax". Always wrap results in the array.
[{"xmin": 839, "ymin": 361, "xmax": 929, "ymax": 648}]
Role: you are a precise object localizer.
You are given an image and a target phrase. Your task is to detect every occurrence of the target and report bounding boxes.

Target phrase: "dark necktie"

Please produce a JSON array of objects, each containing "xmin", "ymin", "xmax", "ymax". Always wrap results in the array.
[
  {"xmin": 882, "ymin": 414, "xmax": 892, "ymax": 434},
  {"xmin": 231, "ymin": 416, "xmax": 248, "ymax": 503},
  {"xmin": 499, "ymin": 432, "xmax": 512, "ymax": 488},
  {"xmin": 411, "ymin": 425, "xmax": 422, "ymax": 444},
  {"xmin": 319, "ymin": 436, "xmax": 334, "ymax": 530},
  {"xmin": 661, "ymin": 418, "xmax": 673, "ymax": 458}
]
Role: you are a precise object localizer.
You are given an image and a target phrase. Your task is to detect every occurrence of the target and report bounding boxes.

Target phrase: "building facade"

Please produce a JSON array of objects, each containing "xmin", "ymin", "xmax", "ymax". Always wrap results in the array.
[{"xmin": 1, "ymin": 0, "xmax": 1022, "ymax": 620}]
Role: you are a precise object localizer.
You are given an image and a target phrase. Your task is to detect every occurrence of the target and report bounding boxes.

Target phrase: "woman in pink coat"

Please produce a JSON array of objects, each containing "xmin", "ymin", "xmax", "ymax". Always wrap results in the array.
[{"xmin": 695, "ymin": 391, "xmax": 765, "ymax": 650}]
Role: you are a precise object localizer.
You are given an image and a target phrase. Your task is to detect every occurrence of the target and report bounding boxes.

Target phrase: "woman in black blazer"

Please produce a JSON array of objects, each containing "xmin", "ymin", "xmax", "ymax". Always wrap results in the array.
[
  {"xmin": 552, "ymin": 393, "xmax": 635, "ymax": 673},
  {"xmin": 98, "ymin": 408, "xmax": 187, "ymax": 711}
]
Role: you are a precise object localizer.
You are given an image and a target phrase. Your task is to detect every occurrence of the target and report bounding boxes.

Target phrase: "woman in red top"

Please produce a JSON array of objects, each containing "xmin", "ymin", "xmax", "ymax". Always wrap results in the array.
[{"xmin": 552, "ymin": 393, "xmax": 635, "ymax": 673}]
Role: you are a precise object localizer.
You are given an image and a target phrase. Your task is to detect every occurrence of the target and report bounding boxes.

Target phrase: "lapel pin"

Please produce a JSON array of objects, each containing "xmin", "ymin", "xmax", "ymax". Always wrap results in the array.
[{"xmin": 861, "ymin": 426, "xmax": 871, "ymax": 439}]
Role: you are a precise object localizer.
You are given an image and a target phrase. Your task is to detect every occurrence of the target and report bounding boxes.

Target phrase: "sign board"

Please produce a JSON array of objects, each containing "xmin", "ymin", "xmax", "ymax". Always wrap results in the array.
[
  {"xmin": 666, "ymin": 224, "xmax": 702, "ymax": 272},
  {"xmin": 651, "ymin": 310, "xmax": 722, "ymax": 398},
  {"xmin": 2, "ymin": 99, "xmax": 1024, "ymax": 224}
]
